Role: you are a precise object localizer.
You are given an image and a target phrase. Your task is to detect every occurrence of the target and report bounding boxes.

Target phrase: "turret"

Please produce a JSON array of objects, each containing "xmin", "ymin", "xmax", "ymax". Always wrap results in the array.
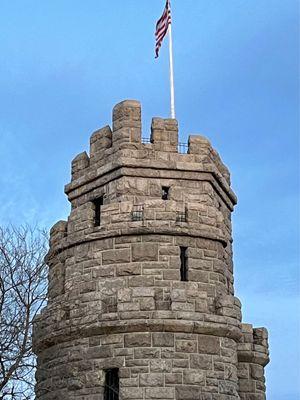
[{"xmin": 33, "ymin": 100, "xmax": 269, "ymax": 400}]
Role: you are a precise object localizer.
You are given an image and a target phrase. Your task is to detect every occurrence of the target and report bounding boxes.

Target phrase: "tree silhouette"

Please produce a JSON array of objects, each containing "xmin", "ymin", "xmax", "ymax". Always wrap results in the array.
[{"xmin": 0, "ymin": 225, "xmax": 48, "ymax": 400}]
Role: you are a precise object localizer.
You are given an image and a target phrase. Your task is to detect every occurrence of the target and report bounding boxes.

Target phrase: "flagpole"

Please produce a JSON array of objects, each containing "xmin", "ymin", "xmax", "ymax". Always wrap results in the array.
[{"xmin": 168, "ymin": 23, "xmax": 176, "ymax": 119}]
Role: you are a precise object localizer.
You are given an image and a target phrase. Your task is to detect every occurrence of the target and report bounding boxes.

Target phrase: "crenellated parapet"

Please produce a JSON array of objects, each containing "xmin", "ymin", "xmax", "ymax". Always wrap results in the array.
[{"xmin": 67, "ymin": 100, "xmax": 235, "ymax": 206}]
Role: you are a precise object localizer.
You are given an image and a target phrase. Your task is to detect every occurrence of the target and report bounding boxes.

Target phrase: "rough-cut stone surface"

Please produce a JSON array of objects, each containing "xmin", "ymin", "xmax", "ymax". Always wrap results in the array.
[{"xmin": 33, "ymin": 100, "xmax": 269, "ymax": 400}]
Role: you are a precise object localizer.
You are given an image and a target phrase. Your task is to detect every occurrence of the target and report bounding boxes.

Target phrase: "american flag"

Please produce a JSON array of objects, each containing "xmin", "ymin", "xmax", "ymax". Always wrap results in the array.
[{"xmin": 155, "ymin": 0, "xmax": 171, "ymax": 58}]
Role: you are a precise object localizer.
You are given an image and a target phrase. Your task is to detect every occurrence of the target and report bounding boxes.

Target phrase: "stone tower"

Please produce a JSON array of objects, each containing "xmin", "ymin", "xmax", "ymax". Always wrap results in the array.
[{"xmin": 33, "ymin": 100, "xmax": 269, "ymax": 400}]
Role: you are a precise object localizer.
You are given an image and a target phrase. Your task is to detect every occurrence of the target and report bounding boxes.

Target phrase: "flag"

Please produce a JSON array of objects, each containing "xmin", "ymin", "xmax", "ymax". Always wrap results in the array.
[{"xmin": 155, "ymin": 0, "xmax": 171, "ymax": 58}]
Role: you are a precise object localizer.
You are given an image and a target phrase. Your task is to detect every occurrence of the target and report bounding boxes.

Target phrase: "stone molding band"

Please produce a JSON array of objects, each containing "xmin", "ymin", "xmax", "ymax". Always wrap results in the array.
[
  {"xmin": 65, "ymin": 164, "xmax": 236, "ymax": 210},
  {"xmin": 47, "ymin": 228, "xmax": 229, "ymax": 261},
  {"xmin": 33, "ymin": 317, "xmax": 242, "ymax": 352}
]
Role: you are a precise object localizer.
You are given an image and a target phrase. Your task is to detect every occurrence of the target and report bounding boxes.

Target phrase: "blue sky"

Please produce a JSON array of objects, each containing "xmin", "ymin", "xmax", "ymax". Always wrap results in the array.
[{"xmin": 0, "ymin": 0, "xmax": 299, "ymax": 397}]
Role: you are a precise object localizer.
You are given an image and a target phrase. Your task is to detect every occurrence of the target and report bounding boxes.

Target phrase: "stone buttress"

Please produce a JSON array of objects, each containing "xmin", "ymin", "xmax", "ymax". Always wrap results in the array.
[{"xmin": 33, "ymin": 100, "xmax": 269, "ymax": 400}]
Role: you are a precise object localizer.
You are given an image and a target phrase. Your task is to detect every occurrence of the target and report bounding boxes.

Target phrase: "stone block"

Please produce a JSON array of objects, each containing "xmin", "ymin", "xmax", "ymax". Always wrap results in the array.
[
  {"xmin": 250, "ymin": 364, "xmax": 264, "ymax": 380},
  {"xmin": 132, "ymin": 243, "xmax": 158, "ymax": 262},
  {"xmin": 135, "ymin": 348, "xmax": 160, "ymax": 359},
  {"xmin": 102, "ymin": 248, "xmax": 130, "ymax": 264},
  {"xmin": 140, "ymin": 297, "xmax": 155, "ymax": 310},
  {"xmin": 145, "ymin": 387, "xmax": 174, "ymax": 399},
  {"xmin": 175, "ymin": 385, "xmax": 201, "ymax": 399},
  {"xmin": 183, "ymin": 370, "xmax": 205, "ymax": 385},
  {"xmin": 195, "ymin": 299, "xmax": 208, "ymax": 312},
  {"xmin": 128, "ymin": 276, "xmax": 155, "ymax": 287},
  {"xmin": 132, "ymin": 287, "xmax": 155, "ymax": 297},
  {"xmin": 165, "ymin": 373, "xmax": 182, "ymax": 385},
  {"xmin": 150, "ymin": 359, "xmax": 172, "ymax": 372},
  {"xmin": 175, "ymin": 340, "xmax": 197, "ymax": 353},
  {"xmin": 140, "ymin": 373, "xmax": 164, "ymax": 387},
  {"xmin": 124, "ymin": 333, "xmax": 151, "ymax": 347},
  {"xmin": 117, "ymin": 288, "xmax": 132, "ymax": 302},
  {"xmin": 198, "ymin": 335, "xmax": 220, "ymax": 355},
  {"xmin": 238, "ymin": 378, "xmax": 256, "ymax": 392},
  {"xmin": 171, "ymin": 289, "xmax": 187, "ymax": 302},
  {"xmin": 87, "ymin": 346, "xmax": 113, "ymax": 359},
  {"xmin": 237, "ymin": 363, "xmax": 249, "ymax": 379},
  {"xmin": 121, "ymin": 387, "xmax": 144, "ymax": 399},
  {"xmin": 163, "ymin": 269, "xmax": 180, "ymax": 280},
  {"xmin": 118, "ymin": 302, "xmax": 139, "ymax": 311},
  {"xmin": 190, "ymin": 354, "xmax": 212, "ymax": 370},
  {"xmin": 241, "ymin": 323, "xmax": 253, "ymax": 334},
  {"xmin": 152, "ymin": 333, "xmax": 174, "ymax": 347},
  {"xmin": 219, "ymin": 380, "xmax": 238, "ymax": 395},
  {"xmin": 116, "ymin": 264, "xmax": 141, "ymax": 276}
]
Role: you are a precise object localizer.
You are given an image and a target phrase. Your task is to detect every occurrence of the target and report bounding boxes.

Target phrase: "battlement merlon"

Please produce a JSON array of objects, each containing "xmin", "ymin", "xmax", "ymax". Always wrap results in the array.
[
  {"xmin": 238, "ymin": 323, "xmax": 270, "ymax": 367},
  {"xmin": 65, "ymin": 100, "xmax": 237, "ymax": 207},
  {"xmin": 237, "ymin": 323, "xmax": 269, "ymax": 398}
]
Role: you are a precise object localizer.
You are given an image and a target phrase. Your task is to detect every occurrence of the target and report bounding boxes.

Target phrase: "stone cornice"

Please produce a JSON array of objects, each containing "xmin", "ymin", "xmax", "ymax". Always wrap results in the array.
[
  {"xmin": 46, "ymin": 227, "xmax": 229, "ymax": 262},
  {"xmin": 33, "ymin": 316, "xmax": 242, "ymax": 352},
  {"xmin": 65, "ymin": 161, "xmax": 236, "ymax": 210}
]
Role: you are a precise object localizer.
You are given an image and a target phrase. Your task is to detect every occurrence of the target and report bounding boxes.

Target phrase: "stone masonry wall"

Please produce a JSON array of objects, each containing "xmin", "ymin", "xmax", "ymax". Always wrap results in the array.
[
  {"xmin": 33, "ymin": 100, "xmax": 269, "ymax": 400},
  {"xmin": 35, "ymin": 332, "xmax": 239, "ymax": 400}
]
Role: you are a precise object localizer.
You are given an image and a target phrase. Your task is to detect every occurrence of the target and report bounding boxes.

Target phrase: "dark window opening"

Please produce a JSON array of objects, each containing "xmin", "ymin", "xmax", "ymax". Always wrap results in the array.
[
  {"xmin": 63, "ymin": 306, "xmax": 70, "ymax": 320},
  {"xmin": 162, "ymin": 186, "xmax": 170, "ymax": 200},
  {"xmin": 132, "ymin": 205, "xmax": 144, "ymax": 221},
  {"xmin": 104, "ymin": 368, "xmax": 119, "ymax": 400},
  {"xmin": 180, "ymin": 246, "xmax": 188, "ymax": 281},
  {"xmin": 93, "ymin": 196, "xmax": 103, "ymax": 227}
]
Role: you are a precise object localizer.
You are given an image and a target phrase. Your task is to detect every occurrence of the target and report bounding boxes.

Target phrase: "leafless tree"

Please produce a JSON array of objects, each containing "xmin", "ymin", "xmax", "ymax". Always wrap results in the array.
[{"xmin": 0, "ymin": 225, "xmax": 48, "ymax": 400}]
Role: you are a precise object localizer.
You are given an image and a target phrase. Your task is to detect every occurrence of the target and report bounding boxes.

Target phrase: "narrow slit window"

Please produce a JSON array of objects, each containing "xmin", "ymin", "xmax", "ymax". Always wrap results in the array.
[
  {"xmin": 104, "ymin": 368, "xmax": 119, "ymax": 400},
  {"xmin": 180, "ymin": 246, "xmax": 188, "ymax": 281},
  {"xmin": 93, "ymin": 196, "xmax": 103, "ymax": 227},
  {"xmin": 162, "ymin": 186, "xmax": 170, "ymax": 200}
]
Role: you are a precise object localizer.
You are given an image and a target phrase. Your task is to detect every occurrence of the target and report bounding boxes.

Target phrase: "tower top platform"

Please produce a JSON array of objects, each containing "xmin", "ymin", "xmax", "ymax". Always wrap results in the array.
[{"xmin": 66, "ymin": 100, "xmax": 236, "ymax": 209}]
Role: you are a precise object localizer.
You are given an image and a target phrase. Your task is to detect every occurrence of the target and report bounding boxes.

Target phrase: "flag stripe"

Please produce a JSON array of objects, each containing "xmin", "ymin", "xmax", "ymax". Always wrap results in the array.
[
  {"xmin": 155, "ymin": 0, "xmax": 171, "ymax": 58},
  {"xmin": 156, "ymin": 21, "xmax": 171, "ymax": 38},
  {"xmin": 156, "ymin": 9, "xmax": 171, "ymax": 31}
]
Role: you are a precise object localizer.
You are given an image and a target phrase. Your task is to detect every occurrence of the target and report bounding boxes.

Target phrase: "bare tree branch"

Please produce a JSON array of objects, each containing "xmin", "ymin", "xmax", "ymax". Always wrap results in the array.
[{"xmin": 0, "ymin": 225, "xmax": 48, "ymax": 400}]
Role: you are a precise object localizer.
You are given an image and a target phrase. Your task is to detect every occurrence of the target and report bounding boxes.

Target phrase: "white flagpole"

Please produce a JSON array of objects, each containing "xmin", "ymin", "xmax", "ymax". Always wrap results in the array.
[{"xmin": 168, "ymin": 22, "xmax": 176, "ymax": 119}]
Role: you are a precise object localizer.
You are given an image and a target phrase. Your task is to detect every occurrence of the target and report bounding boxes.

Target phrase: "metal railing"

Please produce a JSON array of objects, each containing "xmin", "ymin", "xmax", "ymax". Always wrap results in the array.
[
  {"xmin": 132, "ymin": 205, "xmax": 144, "ymax": 221},
  {"xmin": 176, "ymin": 211, "xmax": 187, "ymax": 223},
  {"xmin": 178, "ymin": 142, "xmax": 188, "ymax": 154}
]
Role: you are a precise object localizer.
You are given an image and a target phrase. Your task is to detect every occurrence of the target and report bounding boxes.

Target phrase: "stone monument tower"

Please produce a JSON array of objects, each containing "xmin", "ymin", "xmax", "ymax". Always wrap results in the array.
[{"xmin": 33, "ymin": 100, "xmax": 269, "ymax": 400}]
